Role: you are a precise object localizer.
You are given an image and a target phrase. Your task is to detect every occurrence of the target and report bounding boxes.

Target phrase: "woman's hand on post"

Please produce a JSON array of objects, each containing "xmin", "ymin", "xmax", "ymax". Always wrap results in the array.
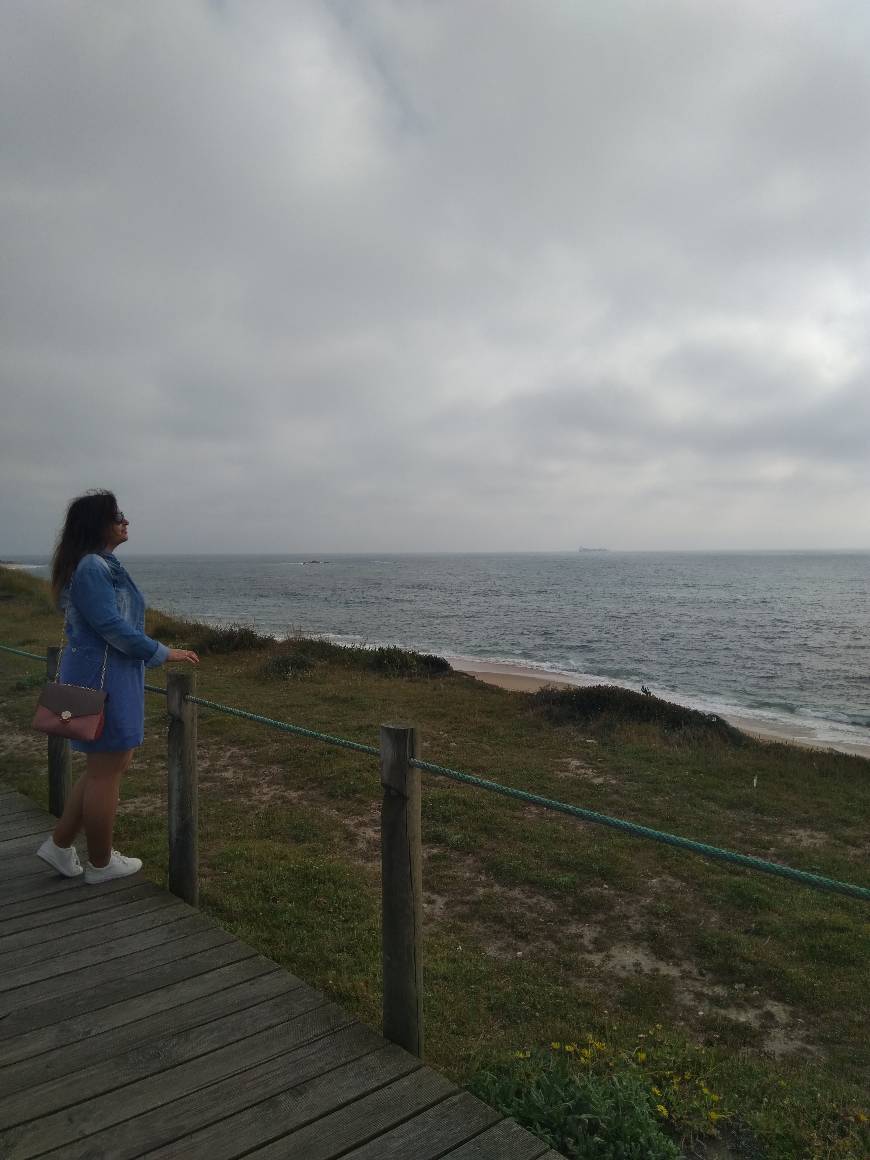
[{"xmin": 168, "ymin": 648, "xmax": 200, "ymax": 665}]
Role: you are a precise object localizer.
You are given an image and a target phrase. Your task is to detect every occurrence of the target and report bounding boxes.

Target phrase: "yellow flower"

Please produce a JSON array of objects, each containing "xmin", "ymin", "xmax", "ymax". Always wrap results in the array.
[
  {"xmin": 652, "ymin": 1086, "xmax": 662, "ymax": 1097},
  {"xmin": 564, "ymin": 1043, "xmax": 577, "ymax": 1053},
  {"xmin": 709, "ymin": 1111, "xmax": 721, "ymax": 1123},
  {"xmin": 856, "ymin": 1111, "xmax": 868, "ymax": 1124},
  {"xmin": 711, "ymin": 1092, "xmax": 721, "ymax": 1103},
  {"xmin": 550, "ymin": 1041, "xmax": 561, "ymax": 1050},
  {"xmin": 636, "ymin": 1051, "xmax": 647, "ymax": 1064},
  {"xmin": 656, "ymin": 1104, "xmax": 669, "ymax": 1119}
]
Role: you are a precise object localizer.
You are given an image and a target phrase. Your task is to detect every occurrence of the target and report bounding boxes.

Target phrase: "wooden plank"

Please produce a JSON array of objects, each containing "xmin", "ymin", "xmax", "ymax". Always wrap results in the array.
[
  {"xmin": 0, "ymin": 873, "xmax": 157, "ymax": 921},
  {"xmin": 0, "ymin": 968, "xmax": 296, "ymax": 1099},
  {"xmin": 440, "ymin": 1119, "xmax": 551, "ymax": 1159},
  {"xmin": 0, "ymin": 818, "xmax": 52, "ymax": 842},
  {"xmin": 0, "ymin": 880, "xmax": 164, "ymax": 934},
  {"xmin": 0, "ymin": 833, "xmax": 56, "ymax": 863},
  {"xmin": 338, "ymin": 1091, "xmax": 501, "ymax": 1159},
  {"xmin": 0, "ymin": 935, "xmax": 251, "ymax": 1038},
  {"xmin": 0, "ymin": 892, "xmax": 176, "ymax": 954},
  {"xmin": 0, "ymin": 983, "xmax": 325, "ymax": 1128},
  {"xmin": 242, "ymin": 1067, "xmax": 456, "ymax": 1160},
  {"xmin": 1, "ymin": 999, "xmax": 353, "ymax": 1158},
  {"xmin": 55, "ymin": 1024, "xmax": 405, "ymax": 1160},
  {"xmin": 0, "ymin": 925, "xmax": 235, "ymax": 1022},
  {"xmin": 0, "ymin": 953, "xmax": 278, "ymax": 1068},
  {"xmin": 0, "ymin": 811, "xmax": 48, "ymax": 834},
  {"xmin": 0, "ymin": 803, "xmax": 52, "ymax": 823},
  {"xmin": 0, "ymin": 796, "xmax": 45, "ymax": 816},
  {"xmin": 0, "ymin": 913, "xmax": 215, "ymax": 997},
  {"xmin": 0, "ymin": 871, "xmax": 93, "ymax": 905},
  {"xmin": 0, "ymin": 897, "xmax": 191, "ymax": 971},
  {"xmin": 0, "ymin": 796, "xmax": 47, "ymax": 816},
  {"xmin": 0, "ymin": 852, "xmax": 84, "ymax": 882},
  {"xmin": 0, "ymin": 810, "xmax": 50, "ymax": 832},
  {"xmin": 139, "ymin": 1041, "xmax": 420, "ymax": 1160},
  {"xmin": 0, "ymin": 861, "xmax": 64, "ymax": 888},
  {"xmin": 0, "ymin": 833, "xmax": 82, "ymax": 856},
  {"xmin": 0, "ymin": 904, "xmax": 209, "ymax": 988},
  {"xmin": 0, "ymin": 792, "xmax": 44, "ymax": 811}
]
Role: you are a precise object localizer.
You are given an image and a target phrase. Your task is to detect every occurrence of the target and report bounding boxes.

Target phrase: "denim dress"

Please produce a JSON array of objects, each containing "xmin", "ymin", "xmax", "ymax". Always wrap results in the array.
[{"xmin": 59, "ymin": 553, "xmax": 169, "ymax": 753}]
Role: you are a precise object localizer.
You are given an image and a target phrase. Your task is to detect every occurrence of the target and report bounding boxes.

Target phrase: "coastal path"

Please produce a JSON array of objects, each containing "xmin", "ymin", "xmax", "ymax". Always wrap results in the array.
[{"xmin": 0, "ymin": 785, "xmax": 560, "ymax": 1160}]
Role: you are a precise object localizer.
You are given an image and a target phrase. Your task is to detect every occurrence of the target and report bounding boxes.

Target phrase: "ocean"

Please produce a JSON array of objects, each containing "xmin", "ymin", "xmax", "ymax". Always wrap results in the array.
[{"xmin": 8, "ymin": 551, "xmax": 870, "ymax": 753}]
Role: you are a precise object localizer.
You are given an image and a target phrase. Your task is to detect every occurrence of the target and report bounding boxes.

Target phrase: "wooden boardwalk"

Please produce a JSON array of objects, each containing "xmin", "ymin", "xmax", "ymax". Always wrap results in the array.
[{"xmin": 0, "ymin": 786, "xmax": 562, "ymax": 1159}]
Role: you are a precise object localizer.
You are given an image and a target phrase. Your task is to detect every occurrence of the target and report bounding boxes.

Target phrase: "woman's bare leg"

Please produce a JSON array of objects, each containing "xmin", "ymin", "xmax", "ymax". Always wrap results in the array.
[
  {"xmin": 52, "ymin": 770, "xmax": 88, "ymax": 848},
  {"xmin": 81, "ymin": 750, "xmax": 134, "ymax": 868}
]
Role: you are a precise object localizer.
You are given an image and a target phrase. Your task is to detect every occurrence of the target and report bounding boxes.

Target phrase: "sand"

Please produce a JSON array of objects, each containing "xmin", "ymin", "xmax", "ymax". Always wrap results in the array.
[{"xmin": 450, "ymin": 659, "xmax": 870, "ymax": 760}]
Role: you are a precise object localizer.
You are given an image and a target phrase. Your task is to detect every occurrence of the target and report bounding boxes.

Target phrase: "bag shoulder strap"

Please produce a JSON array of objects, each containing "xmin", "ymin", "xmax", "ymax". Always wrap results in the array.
[{"xmin": 54, "ymin": 610, "xmax": 109, "ymax": 690}]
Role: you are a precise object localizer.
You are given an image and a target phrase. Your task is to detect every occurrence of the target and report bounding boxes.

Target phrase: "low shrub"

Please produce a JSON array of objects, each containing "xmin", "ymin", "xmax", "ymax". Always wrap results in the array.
[
  {"xmin": 533, "ymin": 684, "xmax": 743, "ymax": 745},
  {"xmin": 260, "ymin": 635, "xmax": 451, "ymax": 681},
  {"xmin": 192, "ymin": 623, "xmax": 273, "ymax": 655},
  {"xmin": 468, "ymin": 1050, "xmax": 681, "ymax": 1159},
  {"xmin": 147, "ymin": 617, "xmax": 274, "ymax": 656},
  {"xmin": 360, "ymin": 645, "xmax": 451, "ymax": 678}
]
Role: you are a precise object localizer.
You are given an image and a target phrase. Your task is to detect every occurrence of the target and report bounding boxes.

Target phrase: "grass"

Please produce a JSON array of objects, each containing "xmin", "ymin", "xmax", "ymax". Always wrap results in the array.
[{"xmin": 1, "ymin": 565, "xmax": 868, "ymax": 1158}]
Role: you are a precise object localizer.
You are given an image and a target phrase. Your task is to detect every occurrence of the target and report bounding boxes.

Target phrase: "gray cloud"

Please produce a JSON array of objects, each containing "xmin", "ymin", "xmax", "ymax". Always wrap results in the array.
[{"xmin": 1, "ymin": 0, "xmax": 868, "ymax": 553}]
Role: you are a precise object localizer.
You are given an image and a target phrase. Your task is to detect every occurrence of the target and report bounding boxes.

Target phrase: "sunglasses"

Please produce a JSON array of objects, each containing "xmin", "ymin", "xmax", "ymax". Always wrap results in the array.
[{"xmin": 112, "ymin": 512, "xmax": 128, "ymax": 524}]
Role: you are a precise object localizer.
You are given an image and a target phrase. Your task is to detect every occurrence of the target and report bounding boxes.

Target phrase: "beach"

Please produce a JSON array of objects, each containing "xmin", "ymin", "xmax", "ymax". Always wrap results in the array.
[{"xmin": 451, "ymin": 658, "xmax": 870, "ymax": 760}]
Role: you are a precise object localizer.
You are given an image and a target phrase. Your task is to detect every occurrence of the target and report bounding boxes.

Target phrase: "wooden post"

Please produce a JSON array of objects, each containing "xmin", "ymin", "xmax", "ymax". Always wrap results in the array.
[
  {"xmin": 380, "ymin": 723, "xmax": 423, "ymax": 1057},
  {"xmin": 167, "ymin": 669, "xmax": 198, "ymax": 906},
  {"xmin": 46, "ymin": 647, "xmax": 71, "ymax": 818}
]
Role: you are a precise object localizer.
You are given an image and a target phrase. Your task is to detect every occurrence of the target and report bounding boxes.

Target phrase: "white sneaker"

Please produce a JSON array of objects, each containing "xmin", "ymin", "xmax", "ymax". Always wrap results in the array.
[
  {"xmin": 84, "ymin": 850, "xmax": 143, "ymax": 885},
  {"xmin": 36, "ymin": 837, "xmax": 84, "ymax": 878}
]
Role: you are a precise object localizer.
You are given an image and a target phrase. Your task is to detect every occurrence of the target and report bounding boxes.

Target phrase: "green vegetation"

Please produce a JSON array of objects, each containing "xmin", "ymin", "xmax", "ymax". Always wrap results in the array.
[
  {"xmin": 533, "ymin": 684, "xmax": 745, "ymax": 746},
  {"xmin": 1, "ymin": 564, "xmax": 868, "ymax": 1159},
  {"xmin": 149, "ymin": 614, "xmax": 453, "ymax": 677},
  {"xmin": 258, "ymin": 634, "xmax": 452, "ymax": 680},
  {"xmin": 468, "ymin": 1047, "xmax": 681, "ymax": 1159}
]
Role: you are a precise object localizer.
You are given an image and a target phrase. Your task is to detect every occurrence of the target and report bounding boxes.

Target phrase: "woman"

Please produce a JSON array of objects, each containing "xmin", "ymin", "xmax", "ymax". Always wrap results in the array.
[{"xmin": 36, "ymin": 489, "xmax": 199, "ymax": 884}]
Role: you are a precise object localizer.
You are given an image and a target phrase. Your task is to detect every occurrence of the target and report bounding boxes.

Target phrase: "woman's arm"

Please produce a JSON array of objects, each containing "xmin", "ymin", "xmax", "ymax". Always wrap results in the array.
[{"xmin": 69, "ymin": 555, "xmax": 170, "ymax": 666}]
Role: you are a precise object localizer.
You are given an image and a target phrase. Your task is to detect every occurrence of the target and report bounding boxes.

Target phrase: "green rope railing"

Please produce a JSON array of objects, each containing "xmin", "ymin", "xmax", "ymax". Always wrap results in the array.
[
  {"xmin": 3, "ymin": 641, "xmax": 868, "ymax": 902},
  {"xmin": 0, "ymin": 645, "xmax": 43, "ymax": 661},
  {"xmin": 409, "ymin": 757, "xmax": 870, "ymax": 901}
]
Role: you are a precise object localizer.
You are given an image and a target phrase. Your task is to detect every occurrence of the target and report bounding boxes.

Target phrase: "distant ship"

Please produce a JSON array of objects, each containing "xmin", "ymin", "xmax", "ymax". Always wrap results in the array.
[{"xmin": 577, "ymin": 546, "xmax": 608, "ymax": 553}]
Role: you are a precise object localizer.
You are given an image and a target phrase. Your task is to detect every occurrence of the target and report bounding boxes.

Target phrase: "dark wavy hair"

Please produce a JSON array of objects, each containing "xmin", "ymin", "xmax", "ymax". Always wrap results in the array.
[{"xmin": 51, "ymin": 489, "xmax": 120, "ymax": 605}]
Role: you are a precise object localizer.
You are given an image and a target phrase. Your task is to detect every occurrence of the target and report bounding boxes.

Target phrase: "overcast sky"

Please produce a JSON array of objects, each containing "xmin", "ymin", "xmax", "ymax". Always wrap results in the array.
[{"xmin": 2, "ymin": 0, "xmax": 868, "ymax": 554}]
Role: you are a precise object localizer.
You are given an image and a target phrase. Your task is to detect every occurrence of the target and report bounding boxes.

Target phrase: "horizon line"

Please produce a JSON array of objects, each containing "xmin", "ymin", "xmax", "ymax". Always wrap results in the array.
[{"xmin": 4, "ymin": 547, "xmax": 869, "ymax": 559}]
